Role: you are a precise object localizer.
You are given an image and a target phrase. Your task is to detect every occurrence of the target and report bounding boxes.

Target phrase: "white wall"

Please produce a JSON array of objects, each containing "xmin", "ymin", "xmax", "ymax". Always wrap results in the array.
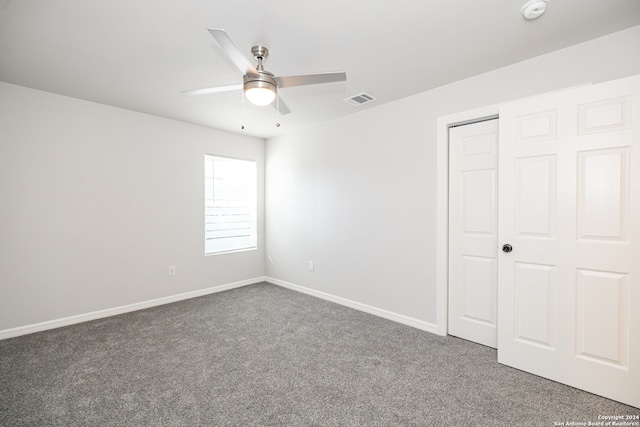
[
  {"xmin": 265, "ymin": 25, "xmax": 640, "ymax": 330},
  {"xmin": 3, "ymin": 25, "xmax": 639, "ymax": 338},
  {"xmin": 0, "ymin": 82, "xmax": 265, "ymax": 333}
]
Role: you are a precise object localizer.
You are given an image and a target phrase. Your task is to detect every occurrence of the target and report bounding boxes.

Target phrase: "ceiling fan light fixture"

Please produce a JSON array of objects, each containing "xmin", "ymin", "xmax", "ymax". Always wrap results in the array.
[{"xmin": 244, "ymin": 77, "xmax": 276, "ymax": 106}]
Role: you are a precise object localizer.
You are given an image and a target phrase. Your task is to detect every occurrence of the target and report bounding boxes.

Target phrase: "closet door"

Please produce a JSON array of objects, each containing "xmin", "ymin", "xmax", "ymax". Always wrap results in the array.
[
  {"xmin": 448, "ymin": 119, "xmax": 499, "ymax": 348},
  {"xmin": 497, "ymin": 74, "xmax": 640, "ymax": 408}
]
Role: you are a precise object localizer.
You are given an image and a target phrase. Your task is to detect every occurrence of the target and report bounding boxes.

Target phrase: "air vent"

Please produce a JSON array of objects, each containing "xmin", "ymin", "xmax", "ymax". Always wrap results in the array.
[{"xmin": 343, "ymin": 92, "xmax": 378, "ymax": 107}]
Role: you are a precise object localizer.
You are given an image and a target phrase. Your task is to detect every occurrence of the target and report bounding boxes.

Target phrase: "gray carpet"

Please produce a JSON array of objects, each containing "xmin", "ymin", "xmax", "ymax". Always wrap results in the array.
[{"xmin": 0, "ymin": 282, "xmax": 637, "ymax": 426}]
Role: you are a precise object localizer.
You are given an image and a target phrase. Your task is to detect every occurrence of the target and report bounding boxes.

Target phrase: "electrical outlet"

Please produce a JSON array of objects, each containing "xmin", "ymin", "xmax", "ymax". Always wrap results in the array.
[
  {"xmin": 308, "ymin": 261, "xmax": 314, "ymax": 271},
  {"xmin": 168, "ymin": 265, "xmax": 176, "ymax": 276}
]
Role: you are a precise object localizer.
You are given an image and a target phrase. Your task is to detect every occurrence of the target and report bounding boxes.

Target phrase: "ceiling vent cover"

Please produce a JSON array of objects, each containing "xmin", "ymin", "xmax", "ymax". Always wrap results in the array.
[{"xmin": 344, "ymin": 92, "xmax": 377, "ymax": 107}]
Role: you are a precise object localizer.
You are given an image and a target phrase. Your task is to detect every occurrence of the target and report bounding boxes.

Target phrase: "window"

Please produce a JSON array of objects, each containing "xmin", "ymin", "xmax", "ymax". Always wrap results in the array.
[{"xmin": 204, "ymin": 155, "xmax": 257, "ymax": 255}]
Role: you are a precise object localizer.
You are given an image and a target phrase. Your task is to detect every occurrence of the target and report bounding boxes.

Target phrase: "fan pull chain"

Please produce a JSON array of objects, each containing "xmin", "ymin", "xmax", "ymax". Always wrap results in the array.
[
  {"xmin": 241, "ymin": 90, "xmax": 245, "ymax": 130},
  {"xmin": 275, "ymin": 95, "xmax": 281, "ymax": 128}
]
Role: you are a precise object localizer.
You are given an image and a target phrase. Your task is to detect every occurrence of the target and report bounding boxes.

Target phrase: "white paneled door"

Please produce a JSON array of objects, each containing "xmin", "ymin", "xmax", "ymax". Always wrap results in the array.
[
  {"xmin": 449, "ymin": 119, "xmax": 499, "ymax": 348},
  {"xmin": 497, "ymin": 75, "xmax": 640, "ymax": 408}
]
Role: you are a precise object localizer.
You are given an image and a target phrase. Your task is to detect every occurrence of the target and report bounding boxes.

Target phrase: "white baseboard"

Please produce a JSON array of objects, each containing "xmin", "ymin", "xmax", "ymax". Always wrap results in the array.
[
  {"xmin": 2, "ymin": 277, "xmax": 442, "ymax": 340},
  {"xmin": 0, "ymin": 276, "xmax": 265, "ymax": 340},
  {"xmin": 266, "ymin": 277, "xmax": 441, "ymax": 336}
]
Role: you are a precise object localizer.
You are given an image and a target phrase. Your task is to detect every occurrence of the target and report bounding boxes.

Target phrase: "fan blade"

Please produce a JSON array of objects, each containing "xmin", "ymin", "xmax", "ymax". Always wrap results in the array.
[
  {"xmin": 181, "ymin": 84, "xmax": 243, "ymax": 96},
  {"xmin": 272, "ymin": 95, "xmax": 291, "ymax": 115},
  {"xmin": 208, "ymin": 28, "xmax": 258, "ymax": 76},
  {"xmin": 274, "ymin": 71, "xmax": 346, "ymax": 89}
]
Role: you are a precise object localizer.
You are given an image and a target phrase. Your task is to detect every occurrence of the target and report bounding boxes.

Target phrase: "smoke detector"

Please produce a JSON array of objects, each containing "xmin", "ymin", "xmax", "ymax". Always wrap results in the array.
[{"xmin": 521, "ymin": 0, "xmax": 549, "ymax": 19}]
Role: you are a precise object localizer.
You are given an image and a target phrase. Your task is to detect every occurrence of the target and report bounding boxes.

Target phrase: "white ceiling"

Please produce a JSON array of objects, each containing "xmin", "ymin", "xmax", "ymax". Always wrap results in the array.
[{"xmin": 1, "ymin": 0, "xmax": 639, "ymax": 139}]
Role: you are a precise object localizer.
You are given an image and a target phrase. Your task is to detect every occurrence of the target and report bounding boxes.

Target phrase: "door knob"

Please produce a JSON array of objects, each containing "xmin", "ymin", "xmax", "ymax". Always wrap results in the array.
[{"xmin": 502, "ymin": 244, "xmax": 513, "ymax": 253}]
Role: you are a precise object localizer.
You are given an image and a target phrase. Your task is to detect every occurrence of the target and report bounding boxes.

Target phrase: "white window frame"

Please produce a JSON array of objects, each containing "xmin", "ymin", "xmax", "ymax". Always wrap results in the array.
[{"xmin": 204, "ymin": 154, "xmax": 257, "ymax": 255}]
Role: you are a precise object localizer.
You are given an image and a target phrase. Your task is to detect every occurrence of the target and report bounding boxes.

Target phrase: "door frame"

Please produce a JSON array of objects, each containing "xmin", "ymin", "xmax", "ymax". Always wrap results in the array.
[
  {"xmin": 434, "ymin": 86, "xmax": 592, "ymax": 336},
  {"xmin": 435, "ymin": 105, "xmax": 499, "ymax": 336}
]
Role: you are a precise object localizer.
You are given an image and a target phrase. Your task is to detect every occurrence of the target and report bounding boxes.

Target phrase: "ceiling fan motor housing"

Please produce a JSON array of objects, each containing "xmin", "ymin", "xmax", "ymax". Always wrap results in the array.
[{"xmin": 243, "ymin": 71, "xmax": 277, "ymax": 91}]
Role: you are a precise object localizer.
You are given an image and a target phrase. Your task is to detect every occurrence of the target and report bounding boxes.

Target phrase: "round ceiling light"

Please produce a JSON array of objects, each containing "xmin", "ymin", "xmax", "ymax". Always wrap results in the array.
[
  {"xmin": 245, "ymin": 84, "xmax": 276, "ymax": 106},
  {"xmin": 521, "ymin": 0, "xmax": 549, "ymax": 20}
]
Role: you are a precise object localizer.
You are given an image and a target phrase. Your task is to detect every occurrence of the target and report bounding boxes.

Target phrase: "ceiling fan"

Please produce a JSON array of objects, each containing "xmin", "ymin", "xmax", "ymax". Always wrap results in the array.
[{"xmin": 182, "ymin": 29, "xmax": 347, "ymax": 115}]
